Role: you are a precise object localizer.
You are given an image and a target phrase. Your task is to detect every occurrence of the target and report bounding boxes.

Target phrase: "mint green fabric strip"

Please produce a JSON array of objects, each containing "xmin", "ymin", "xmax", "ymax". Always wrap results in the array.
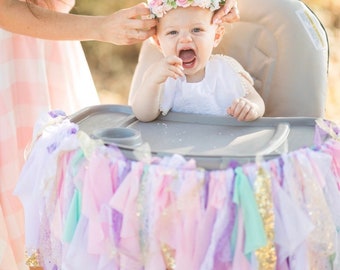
[
  {"xmin": 70, "ymin": 149, "xmax": 85, "ymax": 176},
  {"xmin": 63, "ymin": 188, "xmax": 82, "ymax": 243},
  {"xmin": 231, "ymin": 210, "xmax": 238, "ymax": 256},
  {"xmin": 233, "ymin": 167, "xmax": 267, "ymax": 255}
]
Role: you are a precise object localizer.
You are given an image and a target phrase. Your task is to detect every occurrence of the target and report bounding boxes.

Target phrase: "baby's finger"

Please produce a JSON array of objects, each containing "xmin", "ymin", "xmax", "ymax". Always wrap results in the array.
[
  {"xmin": 227, "ymin": 107, "xmax": 233, "ymax": 116},
  {"xmin": 167, "ymin": 64, "xmax": 184, "ymax": 79},
  {"xmin": 245, "ymin": 108, "xmax": 259, "ymax": 121},
  {"xmin": 227, "ymin": 99, "xmax": 240, "ymax": 116},
  {"xmin": 166, "ymin": 55, "xmax": 183, "ymax": 66},
  {"xmin": 232, "ymin": 98, "xmax": 247, "ymax": 117},
  {"xmin": 236, "ymin": 103, "xmax": 252, "ymax": 121}
]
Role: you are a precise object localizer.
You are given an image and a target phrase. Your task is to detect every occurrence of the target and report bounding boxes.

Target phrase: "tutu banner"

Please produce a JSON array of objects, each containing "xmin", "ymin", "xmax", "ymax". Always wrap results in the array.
[{"xmin": 15, "ymin": 110, "xmax": 340, "ymax": 269}]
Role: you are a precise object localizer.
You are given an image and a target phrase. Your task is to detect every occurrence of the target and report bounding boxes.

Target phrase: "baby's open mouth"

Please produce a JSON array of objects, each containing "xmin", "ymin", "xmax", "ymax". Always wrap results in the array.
[{"xmin": 179, "ymin": 49, "xmax": 196, "ymax": 68}]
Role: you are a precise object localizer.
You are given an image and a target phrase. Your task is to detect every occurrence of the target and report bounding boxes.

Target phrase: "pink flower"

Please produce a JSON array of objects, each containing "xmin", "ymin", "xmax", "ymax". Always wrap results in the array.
[
  {"xmin": 147, "ymin": 0, "xmax": 224, "ymax": 17},
  {"xmin": 148, "ymin": 0, "xmax": 163, "ymax": 8}
]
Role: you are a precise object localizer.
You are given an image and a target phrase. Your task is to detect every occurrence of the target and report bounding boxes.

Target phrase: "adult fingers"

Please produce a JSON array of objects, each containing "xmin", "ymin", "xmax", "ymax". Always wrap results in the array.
[
  {"xmin": 223, "ymin": 5, "xmax": 240, "ymax": 23},
  {"xmin": 124, "ymin": 2, "xmax": 153, "ymax": 18},
  {"xmin": 122, "ymin": 27, "xmax": 156, "ymax": 45},
  {"xmin": 126, "ymin": 18, "xmax": 157, "ymax": 32},
  {"xmin": 213, "ymin": 0, "xmax": 239, "ymax": 24},
  {"xmin": 119, "ymin": 3, "xmax": 157, "ymax": 31},
  {"xmin": 133, "ymin": 28, "xmax": 156, "ymax": 40}
]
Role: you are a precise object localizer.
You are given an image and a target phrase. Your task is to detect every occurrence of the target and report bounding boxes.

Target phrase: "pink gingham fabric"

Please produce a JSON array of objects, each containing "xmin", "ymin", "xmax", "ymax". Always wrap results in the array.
[{"xmin": 0, "ymin": 1, "xmax": 99, "ymax": 268}]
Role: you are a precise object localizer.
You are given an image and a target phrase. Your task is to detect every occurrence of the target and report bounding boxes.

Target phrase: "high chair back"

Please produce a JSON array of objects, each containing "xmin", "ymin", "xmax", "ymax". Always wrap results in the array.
[{"xmin": 130, "ymin": 0, "xmax": 329, "ymax": 117}]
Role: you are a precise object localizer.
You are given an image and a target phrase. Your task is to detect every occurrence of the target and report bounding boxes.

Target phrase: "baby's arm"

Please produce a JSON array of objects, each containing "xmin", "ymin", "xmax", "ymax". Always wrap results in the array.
[
  {"xmin": 227, "ymin": 74, "xmax": 265, "ymax": 121},
  {"xmin": 130, "ymin": 55, "xmax": 184, "ymax": 122}
]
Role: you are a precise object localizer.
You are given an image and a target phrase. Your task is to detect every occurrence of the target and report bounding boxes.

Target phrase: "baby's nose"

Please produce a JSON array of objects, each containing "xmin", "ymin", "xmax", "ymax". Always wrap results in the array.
[{"xmin": 179, "ymin": 31, "xmax": 193, "ymax": 42}]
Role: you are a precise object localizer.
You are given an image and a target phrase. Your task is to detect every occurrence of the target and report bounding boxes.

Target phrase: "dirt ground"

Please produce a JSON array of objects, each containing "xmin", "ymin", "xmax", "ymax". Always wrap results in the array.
[{"xmin": 75, "ymin": 0, "xmax": 340, "ymax": 122}]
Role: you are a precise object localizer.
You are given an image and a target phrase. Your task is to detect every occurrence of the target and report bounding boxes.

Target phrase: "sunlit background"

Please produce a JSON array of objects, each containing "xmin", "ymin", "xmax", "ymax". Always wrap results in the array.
[{"xmin": 72, "ymin": 0, "xmax": 340, "ymax": 122}]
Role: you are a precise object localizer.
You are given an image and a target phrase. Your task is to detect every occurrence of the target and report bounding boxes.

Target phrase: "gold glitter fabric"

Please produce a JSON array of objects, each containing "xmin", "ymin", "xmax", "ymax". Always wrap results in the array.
[
  {"xmin": 161, "ymin": 243, "xmax": 176, "ymax": 270},
  {"xmin": 25, "ymin": 250, "xmax": 41, "ymax": 267},
  {"xmin": 293, "ymin": 153, "xmax": 336, "ymax": 269},
  {"xmin": 254, "ymin": 167, "xmax": 277, "ymax": 270}
]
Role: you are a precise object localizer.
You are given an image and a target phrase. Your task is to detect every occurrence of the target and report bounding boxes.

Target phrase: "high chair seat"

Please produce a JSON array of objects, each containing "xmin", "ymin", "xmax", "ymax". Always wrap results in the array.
[{"xmin": 130, "ymin": 0, "xmax": 329, "ymax": 117}]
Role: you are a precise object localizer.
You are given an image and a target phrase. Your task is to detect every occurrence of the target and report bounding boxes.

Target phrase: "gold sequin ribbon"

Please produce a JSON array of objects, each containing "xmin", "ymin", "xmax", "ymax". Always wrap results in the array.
[
  {"xmin": 161, "ymin": 243, "xmax": 176, "ymax": 270},
  {"xmin": 254, "ymin": 167, "xmax": 276, "ymax": 269},
  {"xmin": 25, "ymin": 250, "xmax": 41, "ymax": 267}
]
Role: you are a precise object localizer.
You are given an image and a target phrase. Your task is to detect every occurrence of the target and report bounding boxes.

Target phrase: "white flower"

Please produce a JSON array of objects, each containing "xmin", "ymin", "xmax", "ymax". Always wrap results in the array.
[{"xmin": 148, "ymin": 0, "xmax": 224, "ymax": 17}]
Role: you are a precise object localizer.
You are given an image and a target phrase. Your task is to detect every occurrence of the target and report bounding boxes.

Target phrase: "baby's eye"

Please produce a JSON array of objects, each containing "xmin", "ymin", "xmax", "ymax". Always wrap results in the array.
[
  {"xmin": 192, "ymin": 27, "xmax": 203, "ymax": 33},
  {"xmin": 167, "ymin": 30, "xmax": 178, "ymax": 36}
]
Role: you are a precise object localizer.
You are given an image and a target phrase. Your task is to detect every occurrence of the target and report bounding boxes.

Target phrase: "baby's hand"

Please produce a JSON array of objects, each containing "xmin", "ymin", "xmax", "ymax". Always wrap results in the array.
[
  {"xmin": 147, "ymin": 55, "xmax": 184, "ymax": 85},
  {"xmin": 227, "ymin": 97, "xmax": 260, "ymax": 121}
]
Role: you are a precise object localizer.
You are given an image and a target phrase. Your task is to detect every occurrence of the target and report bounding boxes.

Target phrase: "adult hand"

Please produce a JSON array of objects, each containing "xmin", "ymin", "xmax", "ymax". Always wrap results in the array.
[
  {"xmin": 99, "ymin": 3, "xmax": 157, "ymax": 45},
  {"xmin": 213, "ymin": 0, "xmax": 240, "ymax": 24}
]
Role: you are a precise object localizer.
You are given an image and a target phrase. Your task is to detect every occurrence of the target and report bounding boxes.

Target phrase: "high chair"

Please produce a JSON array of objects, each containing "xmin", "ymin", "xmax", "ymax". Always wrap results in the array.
[
  {"xmin": 130, "ymin": 0, "xmax": 329, "ymax": 117},
  {"xmin": 19, "ymin": 3, "xmax": 339, "ymax": 269}
]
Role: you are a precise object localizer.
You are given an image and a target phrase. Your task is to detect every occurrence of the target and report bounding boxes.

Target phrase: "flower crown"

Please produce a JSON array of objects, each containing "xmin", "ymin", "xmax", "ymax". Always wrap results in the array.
[{"xmin": 147, "ymin": 0, "xmax": 226, "ymax": 18}]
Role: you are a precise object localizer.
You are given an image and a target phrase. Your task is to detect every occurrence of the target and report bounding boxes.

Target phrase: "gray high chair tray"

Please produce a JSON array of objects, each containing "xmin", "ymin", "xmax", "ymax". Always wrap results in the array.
[{"xmin": 69, "ymin": 104, "xmax": 318, "ymax": 169}]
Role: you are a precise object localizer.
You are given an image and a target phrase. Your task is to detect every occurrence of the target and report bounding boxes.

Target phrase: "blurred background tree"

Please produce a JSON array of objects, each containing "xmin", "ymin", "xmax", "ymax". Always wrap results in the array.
[
  {"xmin": 71, "ymin": 0, "xmax": 144, "ymax": 104},
  {"xmin": 71, "ymin": 0, "xmax": 340, "ymax": 121}
]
